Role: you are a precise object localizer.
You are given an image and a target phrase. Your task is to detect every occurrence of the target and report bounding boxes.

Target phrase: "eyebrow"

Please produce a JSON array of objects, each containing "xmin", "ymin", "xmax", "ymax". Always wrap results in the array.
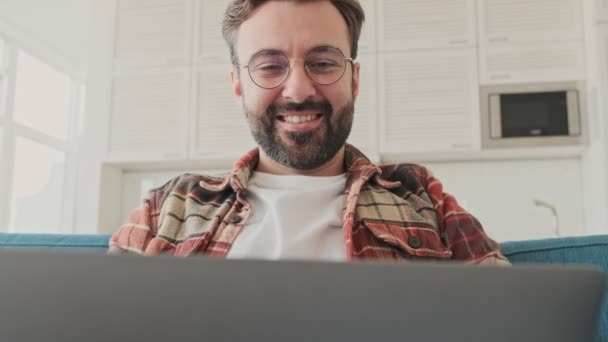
[
  {"xmin": 311, "ymin": 45, "xmax": 342, "ymax": 53},
  {"xmin": 250, "ymin": 45, "xmax": 347, "ymax": 59},
  {"xmin": 250, "ymin": 49, "xmax": 284, "ymax": 59}
]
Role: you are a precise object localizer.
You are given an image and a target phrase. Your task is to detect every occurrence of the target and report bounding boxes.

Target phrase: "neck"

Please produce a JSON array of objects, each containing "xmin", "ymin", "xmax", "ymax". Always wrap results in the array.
[{"xmin": 256, "ymin": 146, "xmax": 346, "ymax": 176}]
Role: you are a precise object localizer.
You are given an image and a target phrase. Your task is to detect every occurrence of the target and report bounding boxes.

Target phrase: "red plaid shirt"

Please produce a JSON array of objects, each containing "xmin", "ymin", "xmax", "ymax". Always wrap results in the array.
[{"xmin": 109, "ymin": 144, "xmax": 509, "ymax": 264}]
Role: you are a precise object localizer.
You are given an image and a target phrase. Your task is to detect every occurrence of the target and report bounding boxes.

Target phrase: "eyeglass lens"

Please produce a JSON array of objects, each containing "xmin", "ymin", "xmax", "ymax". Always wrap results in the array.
[{"xmin": 247, "ymin": 46, "xmax": 348, "ymax": 89}]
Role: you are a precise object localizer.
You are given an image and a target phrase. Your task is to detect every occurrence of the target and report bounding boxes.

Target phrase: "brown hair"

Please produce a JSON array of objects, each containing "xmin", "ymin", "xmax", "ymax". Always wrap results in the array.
[{"xmin": 222, "ymin": 0, "xmax": 365, "ymax": 65}]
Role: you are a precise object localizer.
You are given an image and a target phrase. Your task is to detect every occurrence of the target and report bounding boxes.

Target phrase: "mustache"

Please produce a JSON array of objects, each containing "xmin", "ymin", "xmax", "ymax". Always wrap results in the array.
[{"xmin": 268, "ymin": 100, "xmax": 333, "ymax": 116}]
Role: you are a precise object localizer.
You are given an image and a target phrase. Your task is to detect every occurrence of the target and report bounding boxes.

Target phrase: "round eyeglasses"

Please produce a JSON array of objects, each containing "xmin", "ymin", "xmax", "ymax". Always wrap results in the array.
[{"xmin": 235, "ymin": 46, "xmax": 354, "ymax": 89}]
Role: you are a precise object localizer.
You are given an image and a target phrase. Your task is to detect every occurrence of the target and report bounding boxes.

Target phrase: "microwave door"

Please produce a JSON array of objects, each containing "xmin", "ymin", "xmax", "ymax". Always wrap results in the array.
[{"xmin": 499, "ymin": 92, "xmax": 570, "ymax": 138}]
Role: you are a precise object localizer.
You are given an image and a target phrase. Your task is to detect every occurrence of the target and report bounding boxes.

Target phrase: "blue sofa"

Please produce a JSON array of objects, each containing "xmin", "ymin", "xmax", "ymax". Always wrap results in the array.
[{"xmin": 0, "ymin": 233, "xmax": 607, "ymax": 341}]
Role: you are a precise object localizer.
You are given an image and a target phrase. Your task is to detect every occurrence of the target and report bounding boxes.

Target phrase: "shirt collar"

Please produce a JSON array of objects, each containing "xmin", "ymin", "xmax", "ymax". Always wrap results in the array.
[{"xmin": 226, "ymin": 144, "xmax": 399, "ymax": 193}]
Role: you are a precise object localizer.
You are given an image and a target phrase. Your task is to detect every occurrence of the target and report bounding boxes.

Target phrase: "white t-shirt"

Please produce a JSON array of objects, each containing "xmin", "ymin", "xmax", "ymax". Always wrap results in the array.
[{"xmin": 226, "ymin": 171, "xmax": 347, "ymax": 261}]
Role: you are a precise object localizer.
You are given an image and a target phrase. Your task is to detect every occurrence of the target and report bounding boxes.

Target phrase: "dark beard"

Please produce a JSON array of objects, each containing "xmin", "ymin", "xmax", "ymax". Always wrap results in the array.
[{"xmin": 245, "ymin": 98, "xmax": 354, "ymax": 170}]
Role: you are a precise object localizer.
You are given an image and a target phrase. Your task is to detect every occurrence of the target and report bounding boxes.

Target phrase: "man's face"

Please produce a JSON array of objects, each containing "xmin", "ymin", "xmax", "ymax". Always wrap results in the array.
[{"xmin": 231, "ymin": 0, "xmax": 360, "ymax": 170}]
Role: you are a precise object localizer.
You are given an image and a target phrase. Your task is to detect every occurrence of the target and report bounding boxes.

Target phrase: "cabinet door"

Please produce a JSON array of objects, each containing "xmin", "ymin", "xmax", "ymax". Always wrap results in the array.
[
  {"xmin": 479, "ymin": 41, "xmax": 585, "ymax": 84},
  {"xmin": 357, "ymin": 0, "xmax": 378, "ymax": 53},
  {"xmin": 599, "ymin": 0, "xmax": 608, "ymax": 23},
  {"xmin": 478, "ymin": 0, "xmax": 583, "ymax": 45},
  {"xmin": 378, "ymin": 0, "xmax": 476, "ymax": 51},
  {"xmin": 113, "ymin": 0, "xmax": 194, "ymax": 70},
  {"xmin": 108, "ymin": 68, "xmax": 190, "ymax": 161},
  {"xmin": 190, "ymin": 65, "xmax": 255, "ymax": 159},
  {"xmin": 379, "ymin": 49, "xmax": 481, "ymax": 153},
  {"xmin": 195, "ymin": 0, "xmax": 231, "ymax": 65},
  {"xmin": 348, "ymin": 54, "xmax": 378, "ymax": 159},
  {"xmin": 424, "ymin": 159, "xmax": 585, "ymax": 242}
]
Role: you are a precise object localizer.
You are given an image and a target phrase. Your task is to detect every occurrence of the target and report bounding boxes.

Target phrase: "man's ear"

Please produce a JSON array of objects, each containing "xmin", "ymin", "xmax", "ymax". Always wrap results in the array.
[
  {"xmin": 352, "ymin": 62, "xmax": 360, "ymax": 100},
  {"xmin": 231, "ymin": 67, "xmax": 242, "ymax": 98}
]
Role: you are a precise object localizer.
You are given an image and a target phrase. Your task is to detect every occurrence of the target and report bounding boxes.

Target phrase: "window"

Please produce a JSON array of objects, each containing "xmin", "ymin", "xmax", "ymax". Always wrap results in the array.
[
  {"xmin": 9, "ymin": 137, "xmax": 67, "ymax": 233},
  {"xmin": 0, "ymin": 35, "xmax": 81, "ymax": 233},
  {"xmin": 13, "ymin": 50, "xmax": 72, "ymax": 140}
]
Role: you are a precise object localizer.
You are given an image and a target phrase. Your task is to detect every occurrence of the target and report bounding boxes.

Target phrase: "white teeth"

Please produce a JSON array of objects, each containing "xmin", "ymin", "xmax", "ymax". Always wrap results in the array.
[{"xmin": 283, "ymin": 114, "xmax": 318, "ymax": 124}]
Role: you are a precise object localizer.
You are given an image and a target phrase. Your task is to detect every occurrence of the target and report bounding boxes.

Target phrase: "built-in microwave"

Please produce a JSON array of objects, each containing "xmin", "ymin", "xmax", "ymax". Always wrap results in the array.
[{"xmin": 480, "ymin": 82, "xmax": 586, "ymax": 148}]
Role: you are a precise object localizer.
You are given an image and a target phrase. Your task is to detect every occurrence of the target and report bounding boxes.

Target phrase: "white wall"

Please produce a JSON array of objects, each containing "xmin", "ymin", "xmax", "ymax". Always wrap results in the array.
[
  {"xmin": 0, "ymin": 0, "xmax": 94, "ymax": 71},
  {"xmin": 424, "ymin": 159, "xmax": 585, "ymax": 241},
  {"xmin": 580, "ymin": 0, "xmax": 608, "ymax": 233}
]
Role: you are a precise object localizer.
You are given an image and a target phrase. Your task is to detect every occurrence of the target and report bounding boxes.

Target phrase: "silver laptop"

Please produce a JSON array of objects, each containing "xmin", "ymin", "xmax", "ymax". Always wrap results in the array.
[{"xmin": 0, "ymin": 250, "xmax": 603, "ymax": 342}]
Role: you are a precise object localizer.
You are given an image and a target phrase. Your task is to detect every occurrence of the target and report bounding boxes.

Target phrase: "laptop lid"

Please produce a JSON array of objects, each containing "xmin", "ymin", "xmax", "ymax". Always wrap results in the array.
[{"xmin": 0, "ymin": 250, "xmax": 603, "ymax": 342}]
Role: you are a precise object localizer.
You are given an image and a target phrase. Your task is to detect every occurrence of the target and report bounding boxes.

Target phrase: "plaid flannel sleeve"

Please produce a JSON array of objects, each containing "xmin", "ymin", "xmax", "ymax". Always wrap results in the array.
[
  {"xmin": 107, "ymin": 181, "xmax": 168, "ymax": 255},
  {"xmin": 423, "ymin": 168, "xmax": 510, "ymax": 265},
  {"xmin": 108, "ymin": 199, "xmax": 155, "ymax": 255}
]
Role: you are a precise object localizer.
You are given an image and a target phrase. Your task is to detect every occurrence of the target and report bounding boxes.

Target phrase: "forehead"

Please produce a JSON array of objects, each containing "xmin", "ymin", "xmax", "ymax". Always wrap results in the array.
[{"xmin": 236, "ymin": 1, "xmax": 351, "ymax": 61}]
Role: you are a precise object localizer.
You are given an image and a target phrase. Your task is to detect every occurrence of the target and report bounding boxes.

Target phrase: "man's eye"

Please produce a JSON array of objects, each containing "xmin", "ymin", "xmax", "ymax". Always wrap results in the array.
[
  {"xmin": 308, "ymin": 61, "xmax": 339, "ymax": 72},
  {"xmin": 256, "ymin": 64, "xmax": 286, "ymax": 73}
]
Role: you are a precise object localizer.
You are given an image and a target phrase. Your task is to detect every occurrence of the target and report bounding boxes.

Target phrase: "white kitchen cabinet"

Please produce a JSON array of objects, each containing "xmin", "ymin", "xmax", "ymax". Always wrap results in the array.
[
  {"xmin": 596, "ymin": 0, "xmax": 608, "ymax": 23},
  {"xmin": 478, "ymin": 0, "xmax": 585, "ymax": 84},
  {"xmin": 378, "ymin": 0, "xmax": 476, "ymax": 51},
  {"xmin": 479, "ymin": 41, "xmax": 586, "ymax": 84},
  {"xmin": 113, "ymin": 0, "xmax": 194, "ymax": 71},
  {"xmin": 379, "ymin": 48, "xmax": 481, "ymax": 153},
  {"xmin": 478, "ymin": 0, "xmax": 583, "ymax": 45},
  {"xmin": 348, "ymin": 54, "xmax": 378, "ymax": 157},
  {"xmin": 423, "ymin": 159, "xmax": 585, "ymax": 242},
  {"xmin": 195, "ymin": 0, "xmax": 231, "ymax": 65},
  {"xmin": 189, "ymin": 64, "xmax": 255, "ymax": 159},
  {"xmin": 108, "ymin": 68, "xmax": 190, "ymax": 161},
  {"xmin": 357, "ymin": 0, "xmax": 378, "ymax": 53},
  {"xmin": 107, "ymin": 0, "xmax": 589, "ymax": 162}
]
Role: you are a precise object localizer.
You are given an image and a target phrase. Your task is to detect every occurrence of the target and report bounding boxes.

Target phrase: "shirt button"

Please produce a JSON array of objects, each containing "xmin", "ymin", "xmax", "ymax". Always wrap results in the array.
[
  {"xmin": 408, "ymin": 236, "xmax": 421, "ymax": 249},
  {"xmin": 230, "ymin": 215, "xmax": 242, "ymax": 224}
]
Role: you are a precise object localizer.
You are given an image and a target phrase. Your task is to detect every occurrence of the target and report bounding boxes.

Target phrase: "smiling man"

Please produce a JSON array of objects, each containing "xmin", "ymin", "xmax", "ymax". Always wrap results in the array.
[{"xmin": 109, "ymin": 0, "xmax": 509, "ymax": 265}]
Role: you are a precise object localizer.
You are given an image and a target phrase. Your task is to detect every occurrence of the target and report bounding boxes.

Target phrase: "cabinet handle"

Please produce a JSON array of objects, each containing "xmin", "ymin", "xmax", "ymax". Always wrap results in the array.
[
  {"xmin": 451, "ymin": 143, "xmax": 471, "ymax": 149},
  {"xmin": 448, "ymin": 39, "xmax": 468, "ymax": 45},
  {"xmin": 199, "ymin": 55, "xmax": 222, "ymax": 64},
  {"xmin": 488, "ymin": 36, "xmax": 509, "ymax": 43},
  {"xmin": 163, "ymin": 153, "xmax": 182, "ymax": 159},
  {"xmin": 166, "ymin": 57, "xmax": 186, "ymax": 65},
  {"xmin": 490, "ymin": 74, "xmax": 511, "ymax": 80}
]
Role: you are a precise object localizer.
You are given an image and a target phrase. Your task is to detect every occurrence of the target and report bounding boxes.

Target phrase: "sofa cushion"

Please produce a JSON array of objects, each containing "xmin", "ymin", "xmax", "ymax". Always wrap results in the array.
[
  {"xmin": 0, "ymin": 233, "xmax": 110, "ymax": 253},
  {"xmin": 502, "ymin": 235, "xmax": 608, "ymax": 268},
  {"xmin": 502, "ymin": 235, "xmax": 608, "ymax": 342}
]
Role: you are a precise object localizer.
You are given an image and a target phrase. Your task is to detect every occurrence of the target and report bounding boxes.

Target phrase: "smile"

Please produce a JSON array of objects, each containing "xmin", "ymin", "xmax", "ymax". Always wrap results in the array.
[
  {"xmin": 275, "ymin": 113, "xmax": 324, "ymax": 132},
  {"xmin": 278, "ymin": 114, "xmax": 323, "ymax": 124}
]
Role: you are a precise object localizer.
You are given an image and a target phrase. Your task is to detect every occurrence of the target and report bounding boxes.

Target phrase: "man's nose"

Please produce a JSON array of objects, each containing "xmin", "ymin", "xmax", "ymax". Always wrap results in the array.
[{"xmin": 281, "ymin": 63, "xmax": 317, "ymax": 103}]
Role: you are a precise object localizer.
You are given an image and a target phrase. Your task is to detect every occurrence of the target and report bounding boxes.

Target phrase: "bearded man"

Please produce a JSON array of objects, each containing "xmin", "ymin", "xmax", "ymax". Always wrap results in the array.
[{"xmin": 110, "ymin": 0, "xmax": 508, "ymax": 265}]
